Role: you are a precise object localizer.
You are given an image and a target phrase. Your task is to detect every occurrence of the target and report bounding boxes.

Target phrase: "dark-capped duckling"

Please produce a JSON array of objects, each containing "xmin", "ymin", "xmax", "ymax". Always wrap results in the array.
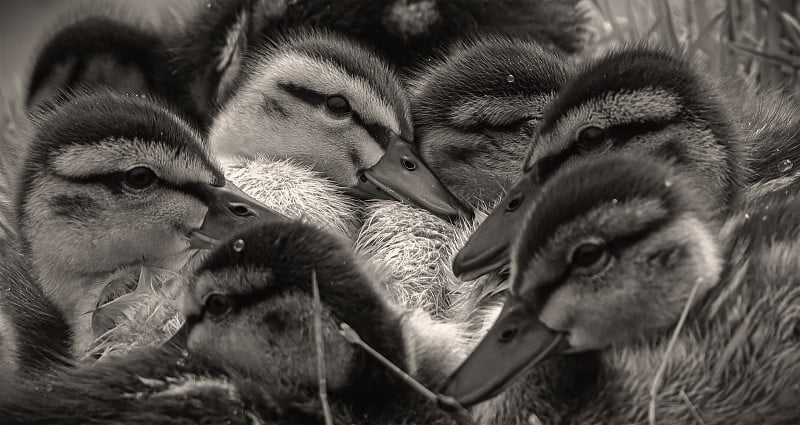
[
  {"xmin": 25, "ymin": 15, "xmax": 186, "ymax": 121},
  {"xmin": 14, "ymin": 90, "xmax": 280, "ymax": 355},
  {"xmin": 453, "ymin": 44, "xmax": 746, "ymax": 280},
  {"xmin": 409, "ymin": 35, "xmax": 570, "ymax": 206},
  {"xmin": 0, "ymin": 220, "xmax": 458, "ymax": 424},
  {"xmin": 443, "ymin": 154, "xmax": 800, "ymax": 424},
  {"xmin": 168, "ymin": 0, "xmax": 587, "ymax": 124},
  {"xmin": 208, "ymin": 29, "xmax": 472, "ymax": 220}
]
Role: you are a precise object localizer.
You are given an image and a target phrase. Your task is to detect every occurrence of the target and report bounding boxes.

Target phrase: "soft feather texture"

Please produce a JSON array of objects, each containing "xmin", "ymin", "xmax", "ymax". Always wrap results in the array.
[
  {"xmin": 168, "ymin": 0, "xmax": 589, "ymax": 125},
  {"xmin": 220, "ymin": 155, "xmax": 363, "ymax": 241},
  {"xmin": 468, "ymin": 160, "xmax": 800, "ymax": 425},
  {"xmin": 1, "ymin": 220, "xmax": 463, "ymax": 425},
  {"xmin": 82, "ymin": 155, "xmax": 362, "ymax": 359}
]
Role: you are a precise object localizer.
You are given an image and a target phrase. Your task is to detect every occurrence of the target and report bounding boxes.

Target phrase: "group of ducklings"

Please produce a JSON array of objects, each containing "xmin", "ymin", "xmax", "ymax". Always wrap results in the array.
[{"xmin": 1, "ymin": 0, "xmax": 799, "ymax": 423}]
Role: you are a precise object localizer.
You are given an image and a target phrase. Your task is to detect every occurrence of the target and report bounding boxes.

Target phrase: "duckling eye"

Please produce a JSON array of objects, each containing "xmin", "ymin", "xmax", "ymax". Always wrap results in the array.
[
  {"xmin": 570, "ymin": 242, "xmax": 607, "ymax": 269},
  {"xmin": 325, "ymin": 95, "xmax": 351, "ymax": 115},
  {"xmin": 506, "ymin": 194, "xmax": 524, "ymax": 212},
  {"xmin": 204, "ymin": 293, "xmax": 233, "ymax": 317},
  {"xmin": 124, "ymin": 166, "xmax": 156, "ymax": 189},
  {"xmin": 576, "ymin": 126, "xmax": 607, "ymax": 150}
]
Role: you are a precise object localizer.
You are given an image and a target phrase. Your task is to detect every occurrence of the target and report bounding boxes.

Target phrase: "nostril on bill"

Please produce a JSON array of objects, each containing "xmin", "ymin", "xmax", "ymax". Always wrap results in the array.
[
  {"xmin": 499, "ymin": 326, "xmax": 518, "ymax": 343},
  {"xmin": 401, "ymin": 157, "xmax": 417, "ymax": 171},
  {"xmin": 229, "ymin": 203, "xmax": 253, "ymax": 217}
]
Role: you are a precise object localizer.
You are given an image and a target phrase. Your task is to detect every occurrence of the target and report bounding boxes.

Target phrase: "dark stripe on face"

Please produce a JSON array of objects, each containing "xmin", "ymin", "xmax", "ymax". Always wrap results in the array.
[
  {"xmin": 284, "ymin": 32, "xmax": 410, "ymax": 131},
  {"xmin": 538, "ymin": 47, "xmax": 693, "ymax": 134},
  {"xmin": 19, "ymin": 92, "xmax": 223, "ymax": 225},
  {"xmin": 532, "ymin": 119, "xmax": 677, "ymax": 183},
  {"xmin": 191, "ymin": 284, "xmax": 292, "ymax": 326},
  {"xmin": 48, "ymin": 194, "xmax": 100, "ymax": 220},
  {"xmin": 279, "ymin": 83, "xmax": 327, "ymax": 105},
  {"xmin": 261, "ymin": 94, "xmax": 289, "ymax": 118},
  {"xmin": 352, "ymin": 115, "xmax": 393, "ymax": 149},
  {"xmin": 279, "ymin": 83, "xmax": 394, "ymax": 150},
  {"xmin": 57, "ymin": 172, "xmax": 210, "ymax": 204},
  {"xmin": 526, "ymin": 212, "xmax": 671, "ymax": 310},
  {"xmin": 515, "ymin": 155, "xmax": 687, "ymax": 275}
]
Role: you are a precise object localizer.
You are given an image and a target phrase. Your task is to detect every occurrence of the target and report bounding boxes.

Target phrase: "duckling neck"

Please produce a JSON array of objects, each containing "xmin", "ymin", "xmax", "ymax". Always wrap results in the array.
[
  {"xmin": 29, "ymin": 252, "xmax": 188, "ymax": 356},
  {"xmin": 31, "ymin": 266, "xmax": 117, "ymax": 356}
]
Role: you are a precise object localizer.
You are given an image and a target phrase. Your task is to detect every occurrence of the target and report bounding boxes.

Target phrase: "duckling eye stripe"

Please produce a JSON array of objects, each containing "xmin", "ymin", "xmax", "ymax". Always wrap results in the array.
[
  {"xmin": 253, "ymin": 53, "xmax": 401, "ymax": 134},
  {"xmin": 51, "ymin": 138, "xmax": 217, "ymax": 187},
  {"xmin": 451, "ymin": 94, "xmax": 550, "ymax": 131},
  {"xmin": 543, "ymin": 89, "xmax": 681, "ymax": 139}
]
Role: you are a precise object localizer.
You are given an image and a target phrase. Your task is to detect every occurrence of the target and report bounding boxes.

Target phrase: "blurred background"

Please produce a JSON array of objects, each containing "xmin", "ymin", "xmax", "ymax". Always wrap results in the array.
[{"xmin": 1, "ymin": 0, "xmax": 799, "ymax": 102}]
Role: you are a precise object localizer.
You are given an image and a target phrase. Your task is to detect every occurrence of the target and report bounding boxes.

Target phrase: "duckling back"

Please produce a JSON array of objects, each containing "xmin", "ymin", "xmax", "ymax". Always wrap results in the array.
[{"xmin": 0, "ymin": 241, "xmax": 72, "ymax": 397}]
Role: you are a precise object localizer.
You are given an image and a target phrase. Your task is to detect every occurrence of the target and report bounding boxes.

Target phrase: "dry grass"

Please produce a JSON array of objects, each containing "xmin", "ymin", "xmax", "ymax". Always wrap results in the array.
[{"xmin": 585, "ymin": 0, "xmax": 800, "ymax": 94}]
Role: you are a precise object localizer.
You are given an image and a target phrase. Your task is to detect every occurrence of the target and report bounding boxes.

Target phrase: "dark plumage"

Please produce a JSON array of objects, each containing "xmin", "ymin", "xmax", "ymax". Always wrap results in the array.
[
  {"xmin": 444, "ymin": 154, "xmax": 800, "ymax": 424},
  {"xmin": 0, "ymin": 242, "xmax": 72, "ymax": 397},
  {"xmin": 168, "ymin": 0, "xmax": 587, "ymax": 126},
  {"xmin": 0, "ymin": 221, "xmax": 456, "ymax": 424},
  {"xmin": 410, "ymin": 36, "xmax": 570, "ymax": 206},
  {"xmin": 10, "ymin": 90, "xmax": 277, "ymax": 364},
  {"xmin": 205, "ymin": 29, "xmax": 472, "ymax": 220},
  {"xmin": 25, "ymin": 16, "xmax": 190, "ymax": 123},
  {"xmin": 453, "ymin": 44, "xmax": 747, "ymax": 280}
]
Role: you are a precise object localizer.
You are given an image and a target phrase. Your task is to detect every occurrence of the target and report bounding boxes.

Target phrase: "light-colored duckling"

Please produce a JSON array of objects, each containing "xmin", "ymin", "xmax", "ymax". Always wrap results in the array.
[
  {"xmin": 82, "ymin": 155, "xmax": 368, "ymax": 359},
  {"xmin": 409, "ymin": 36, "xmax": 570, "ymax": 207},
  {"xmin": 443, "ymin": 154, "xmax": 800, "ymax": 424},
  {"xmin": 1, "ymin": 220, "xmax": 465, "ymax": 424},
  {"xmin": 208, "ymin": 29, "xmax": 471, "ymax": 220},
  {"xmin": 12, "ymin": 90, "xmax": 280, "ymax": 357},
  {"xmin": 453, "ymin": 44, "xmax": 747, "ymax": 280}
]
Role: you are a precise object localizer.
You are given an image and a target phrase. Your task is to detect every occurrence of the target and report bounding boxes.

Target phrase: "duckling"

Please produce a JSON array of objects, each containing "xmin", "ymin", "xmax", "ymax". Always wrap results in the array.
[
  {"xmin": 168, "ymin": 0, "xmax": 587, "ymax": 124},
  {"xmin": 13, "ymin": 90, "xmax": 281, "ymax": 357},
  {"xmin": 208, "ymin": 29, "xmax": 472, "ymax": 220},
  {"xmin": 83, "ymin": 155, "xmax": 368, "ymax": 359},
  {"xmin": 1, "ymin": 220, "xmax": 461, "ymax": 424},
  {"xmin": 442, "ymin": 154, "xmax": 800, "ymax": 424},
  {"xmin": 25, "ymin": 15, "xmax": 182, "ymax": 117},
  {"xmin": 452, "ymin": 44, "xmax": 747, "ymax": 280},
  {"xmin": 0, "ymin": 243, "xmax": 72, "ymax": 395},
  {"xmin": 409, "ymin": 36, "xmax": 570, "ymax": 207}
]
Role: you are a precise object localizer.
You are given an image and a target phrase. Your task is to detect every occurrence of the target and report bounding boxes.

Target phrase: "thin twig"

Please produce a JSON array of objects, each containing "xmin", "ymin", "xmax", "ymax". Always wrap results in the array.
[
  {"xmin": 312, "ymin": 271, "xmax": 334, "ymax": 425},
  {"xmin": 648, "ymin": 277, "xmax": 703, "ymax": 425},
  {"xmin": 679, "ymin": 390, "xmax": 707, "ymax": 425},
  {"xmin": 338, "ymin": 323, "xmax": 476, "ymax": 425}
]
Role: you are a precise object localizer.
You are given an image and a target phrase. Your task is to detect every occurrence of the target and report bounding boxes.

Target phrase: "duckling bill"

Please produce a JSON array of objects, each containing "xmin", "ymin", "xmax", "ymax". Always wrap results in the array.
[
  {"xmin": 440, "ymin": 294, "xmax": 568, "ymax": 406},
  {"xmin": 187, "ymin": 178, "xmax": 285, "ymax": 249},
  {"xmin": 207, "ymin": 30, "xmax": 471, "ymax": 221},
  {"xmin": 351, "ymin": 133, "xmax": 469, "ymax": 219}
]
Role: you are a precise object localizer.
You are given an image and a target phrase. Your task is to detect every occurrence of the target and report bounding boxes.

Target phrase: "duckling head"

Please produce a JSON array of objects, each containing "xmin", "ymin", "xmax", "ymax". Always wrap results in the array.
[
  {"xmin": 17, "ymin": 91, "xmax": 282, "ymax": 335},
  {"xmin": 410, "ymin": 36, "xmax": 569, "ymax": 206},
  {"xmin": 453, "ymin": 44, "xmax": 744, "ymax": 280},
  {"xmin": 208, "ymin": 29, "xmax": 471, "ymax": 220},
  {"xmin": 26, "ymin": 16, "xmax": 175, "ymax": 116},
  {"xmin": 174, "ymin": 220, "xmax": 408, "ymax": 400},
  {"xmin": 442, "ymin": 154, "xmax": 724, "ymax": 406}
]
